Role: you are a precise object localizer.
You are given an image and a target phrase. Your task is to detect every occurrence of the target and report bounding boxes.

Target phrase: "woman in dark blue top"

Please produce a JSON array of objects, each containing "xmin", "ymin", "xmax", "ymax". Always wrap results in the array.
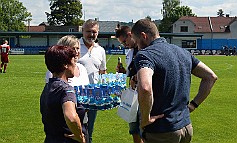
[{"xmin": 40, "ymin": 45, "xmax": 87, "ymax": 143}]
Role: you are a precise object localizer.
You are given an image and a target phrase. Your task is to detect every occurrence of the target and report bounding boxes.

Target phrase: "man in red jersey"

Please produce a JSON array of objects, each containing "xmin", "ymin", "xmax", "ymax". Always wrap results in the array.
[{"xmin": 0, "ymin": 40, "xmax": 11, "ymax": 73}]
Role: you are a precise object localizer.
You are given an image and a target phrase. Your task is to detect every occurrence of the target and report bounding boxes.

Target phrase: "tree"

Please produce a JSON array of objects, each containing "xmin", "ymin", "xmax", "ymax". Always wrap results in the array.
[
  {"xmin": 217, "ymin": 9, "xmax": 224, "ymax": 17},
  {"xmin": 145, "ymin": 15, "xmax": 152, "ymax": 21},
  {"xmin": 159, "ymin": 0, "xmax": 180, "ymax": 33},
  {"xmin": 159, "ymin": 0, "xmax": 195, "ymax": 33},
  {"xmin": 46, "ymin": 0, "xmax": 84, "ymax": 26},
  {"xmin": 161, "ymin": 0, "xmax": 180, "ymax": 18},
  {"xmin": 171, "ymin": 6, "xmax": 195, "ymax": 21},
  {"xmin": 0, "ymin": 0, "xmax": 32, "ymax": 31}
]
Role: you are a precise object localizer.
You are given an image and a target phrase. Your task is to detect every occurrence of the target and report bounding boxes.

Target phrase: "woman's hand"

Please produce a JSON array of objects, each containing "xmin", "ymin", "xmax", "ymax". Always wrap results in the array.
[{"xmin": 64, "ymin": 133, "xmax": 86, "ymax": 143}]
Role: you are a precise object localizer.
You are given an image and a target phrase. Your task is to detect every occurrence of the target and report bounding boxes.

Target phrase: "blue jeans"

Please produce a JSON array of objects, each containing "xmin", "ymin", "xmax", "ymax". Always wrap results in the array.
[{"xmin": 88, "ymin": 110, "xmax": 97, "ymax": 143}]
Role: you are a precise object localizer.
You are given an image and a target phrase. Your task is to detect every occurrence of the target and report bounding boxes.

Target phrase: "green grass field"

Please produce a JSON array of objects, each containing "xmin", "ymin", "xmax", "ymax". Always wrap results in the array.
[{"xmin": 0, "ymin": 55, "xmax": 236, "ymax": 143}]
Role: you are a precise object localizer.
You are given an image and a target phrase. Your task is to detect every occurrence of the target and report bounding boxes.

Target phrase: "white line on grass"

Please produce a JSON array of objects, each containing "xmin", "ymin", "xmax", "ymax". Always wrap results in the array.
[
  {"xmin": 225, "ymin": 63, "xmax": 233, "ymax": 70},
  {"xmin": 106, "ymin": 54, "xmax": 113, "ymax": 63}
]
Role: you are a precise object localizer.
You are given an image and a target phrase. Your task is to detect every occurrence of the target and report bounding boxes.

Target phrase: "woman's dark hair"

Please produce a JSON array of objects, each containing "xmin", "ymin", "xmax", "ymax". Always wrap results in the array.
[{"xmin": 45, "ymin": 45, "xmax": 76, "ymax": 74}]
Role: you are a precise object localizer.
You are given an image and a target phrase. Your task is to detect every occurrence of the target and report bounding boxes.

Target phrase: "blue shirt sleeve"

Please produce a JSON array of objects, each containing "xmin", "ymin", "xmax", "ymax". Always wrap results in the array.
[
  {"xmin": 191, "ymin": 55, "xmax": 200, "ymax": 70},
  {"xmin": 134, "ymin": 51, "xmax": 155, "ymax": 72}
]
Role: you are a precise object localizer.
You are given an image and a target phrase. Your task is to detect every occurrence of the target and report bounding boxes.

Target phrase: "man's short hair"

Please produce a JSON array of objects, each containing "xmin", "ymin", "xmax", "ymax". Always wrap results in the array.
[
  {"xmin": 131, "ymin": 18, "xmax": 158, "ymax": 38},
  {"xmin": 45, "ymin": 45, "xmax": 76, "ymax": 74},
  {"xmin": 82, "ymin": 19, "xmax": 99, "ymax": 29},
  {"xmin": 115, "ymin": 25, "xmax": 131, "ymax": 38}
]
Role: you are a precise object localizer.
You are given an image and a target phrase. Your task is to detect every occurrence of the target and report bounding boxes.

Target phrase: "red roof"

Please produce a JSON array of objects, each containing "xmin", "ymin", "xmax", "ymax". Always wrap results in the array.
[
  {"xmin": 178, "ymin": 16, "xmax": 236, "ymax": 33},
  {"xmin": 26, "ymin": 26, "xmax": 45, "ymax": 32}
]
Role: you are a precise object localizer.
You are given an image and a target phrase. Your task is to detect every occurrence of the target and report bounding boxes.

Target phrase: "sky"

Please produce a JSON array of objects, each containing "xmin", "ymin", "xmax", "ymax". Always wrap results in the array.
[{"xmin": 19, "ymin": 0, "xmax": 237, "ymax": 26}]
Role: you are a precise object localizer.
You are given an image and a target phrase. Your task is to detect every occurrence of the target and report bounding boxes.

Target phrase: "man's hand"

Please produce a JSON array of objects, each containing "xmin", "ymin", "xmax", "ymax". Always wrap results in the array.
[
  {"xmin": 130, "ymin": 78, "xmax": 137, "ymax": 90},
  {"xmin": 140, "ymin": 114, "xmax": 164, "ymax": 129},
  {"xmin": 130, "ymin": 75, "xmax": 137, "ymax": 90}
]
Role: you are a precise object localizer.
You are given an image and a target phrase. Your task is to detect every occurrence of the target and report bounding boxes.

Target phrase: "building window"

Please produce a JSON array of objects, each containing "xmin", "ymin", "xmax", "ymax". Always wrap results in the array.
[
  {"xmin": 180, "ymin": 26, "xmax": 188, "ymax": 32},
  {"xmin": 182, "ymin": 40, "xmax": 196, "ymax": 48},
  {"xmin": 69, "ymin": 28, "xmax": 74, "ymax": 32}
]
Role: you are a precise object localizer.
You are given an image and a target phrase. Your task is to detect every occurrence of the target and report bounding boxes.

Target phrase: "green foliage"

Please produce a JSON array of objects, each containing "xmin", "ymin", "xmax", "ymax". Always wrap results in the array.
[
  {"xmin": 46, "ymin": 0, "xmax": 84, "ymax": 26},
  {"xmin": 0, "ymin": 0, "xmax": 32, "ymax": 31},
  {"xmin": 0, "ymin": 55, "xmax": 237, "ymax": 143},
  {"xmin": 161, "ymin": 0, "xmax": 180, "ymax": 18},
  {"xmin": 158, "ymin": 17, "xmax": 174, "ymax": 33},
  {"xmin": 217, "ymin": 9, "xmax": 225, "ymax": 17},
  {"xmin": 171, "ymin": 6, "xmax": 196, "ymax": 20},
  {"xmin": 159, "ymin": 0, "xmax": 195, "ymax": 32},
  {"xmin": 145, "ymin": 15, "xmax": 152, "ymax": 21}
]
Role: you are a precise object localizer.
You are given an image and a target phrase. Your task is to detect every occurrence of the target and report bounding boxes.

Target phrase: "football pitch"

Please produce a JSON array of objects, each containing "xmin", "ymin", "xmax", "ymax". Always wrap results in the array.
[{"xmin": 0, "ymin": 55, "xmax": 236, "ymax": 143}]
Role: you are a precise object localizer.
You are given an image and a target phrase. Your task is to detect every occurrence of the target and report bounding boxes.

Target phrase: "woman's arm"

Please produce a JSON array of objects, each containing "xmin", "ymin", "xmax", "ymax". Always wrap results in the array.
[{"xmin": 62, "ymin": 101, "xmax": 85, "ymax": 143}]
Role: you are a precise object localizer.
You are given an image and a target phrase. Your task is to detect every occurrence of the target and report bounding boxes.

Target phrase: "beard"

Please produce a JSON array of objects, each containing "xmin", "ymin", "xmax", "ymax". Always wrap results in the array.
[{"xmin": 83, "ymin": 37, "xmax": 96, "ymax": 44}]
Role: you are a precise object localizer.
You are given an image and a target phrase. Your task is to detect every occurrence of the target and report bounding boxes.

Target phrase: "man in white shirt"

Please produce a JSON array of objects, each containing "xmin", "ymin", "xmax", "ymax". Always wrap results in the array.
[{"xmin": 78, "ymin": 19, "xmax": 107, "ymax": 143}]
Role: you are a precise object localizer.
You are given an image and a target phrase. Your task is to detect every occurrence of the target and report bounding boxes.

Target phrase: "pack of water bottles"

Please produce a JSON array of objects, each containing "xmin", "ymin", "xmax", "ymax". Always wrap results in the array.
[{"xmin": 74, "ymin": 73, "xmax": 127, "ymax": 110}]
